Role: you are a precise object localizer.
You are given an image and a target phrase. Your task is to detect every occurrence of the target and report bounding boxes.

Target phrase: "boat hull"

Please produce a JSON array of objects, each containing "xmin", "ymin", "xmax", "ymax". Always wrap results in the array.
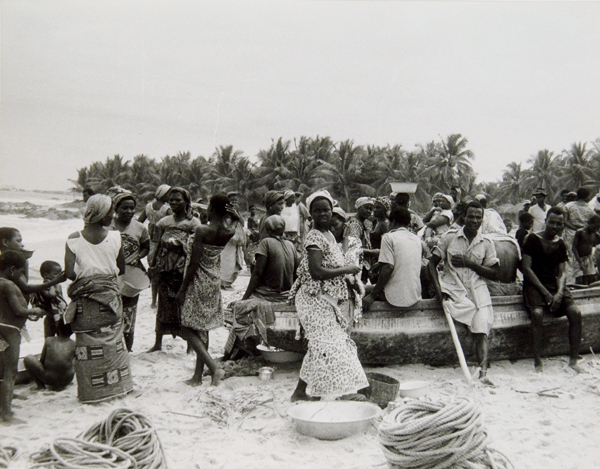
[{"xmin": 265, "ymin": 287, "xmax": 600, "ymax": 365}]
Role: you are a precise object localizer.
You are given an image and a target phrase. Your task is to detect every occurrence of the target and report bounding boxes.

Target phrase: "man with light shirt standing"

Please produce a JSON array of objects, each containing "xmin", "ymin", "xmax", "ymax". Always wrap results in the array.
[
  {"xmin": 362, "ymin": 207, "xmax": 422, "ymax": 311},
  {"xmin": 530, "ymin": 188, "xmax": 551, "ymax": 232}
]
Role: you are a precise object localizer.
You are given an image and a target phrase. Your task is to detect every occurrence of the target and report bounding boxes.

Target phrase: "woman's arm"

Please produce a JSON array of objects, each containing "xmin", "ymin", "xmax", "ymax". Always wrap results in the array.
[
  {"xmin": 138, "ymin": 239, "xmax": 150, "ymax": 260},
  {"xmin": 137, "ymin": 209, "xmax": 147, "ymax": 223},
  {"xmin": 307, "ymin": 249, "xmax": 360, "ymax": 281},
  {"xmin": 149, "ymin": 225, "xmax": 165, "ymax": 268},
  {"xmin": 65, "ymin": 242, "xmax": 77, "ymax": 281},
  {"xmin": 116, "ymin": 247, "xmax": 126, "ymax": 276},
  {"xmin": 177, "ymin": 226, "xmax": 206, "ymax": 302},
  {"xmin": 426, "ymin": 214, "xmax": 450, "ymax": 229}
]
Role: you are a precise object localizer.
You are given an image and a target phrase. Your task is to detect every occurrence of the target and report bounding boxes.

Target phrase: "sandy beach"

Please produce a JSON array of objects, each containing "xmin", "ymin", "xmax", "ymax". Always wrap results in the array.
[{"xmin": 1, "ymin": 198, "xmax": 599, "ymax": 469}]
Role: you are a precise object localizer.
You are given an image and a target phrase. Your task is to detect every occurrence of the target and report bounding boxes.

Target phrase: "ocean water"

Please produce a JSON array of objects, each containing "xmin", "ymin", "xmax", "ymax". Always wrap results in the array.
[{"xmin": 0, "ymin": 189, "xmax": 78, "ymax": 207}]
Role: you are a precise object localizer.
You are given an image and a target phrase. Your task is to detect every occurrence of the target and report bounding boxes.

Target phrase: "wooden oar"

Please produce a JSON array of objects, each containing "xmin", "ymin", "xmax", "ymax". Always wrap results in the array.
[{"xmin": 442, "ymin": 301, "xmax": 472, "ymax": 385}]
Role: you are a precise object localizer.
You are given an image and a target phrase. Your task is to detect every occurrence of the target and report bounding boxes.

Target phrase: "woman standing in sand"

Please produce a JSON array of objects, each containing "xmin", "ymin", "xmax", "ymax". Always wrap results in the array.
[
  {"xmin": 148, "ymin": 188, "xmax": 201, "ymax": 352},
  {"xmin": 138, "ymin": 184, "xmax": 171, "ymax": 308},
  {"xmin": 110, "ymin": 191, "xmax": 150, "ymax": 352},
  {"xmin": 289, "ymin": 190, "xmax": 368, "ymax": 402},
  {"xmin": 64, "ymin": 194, "xmax": 133, "ymax": 403},
  {"xmin": 176, "ymin": 194, "xmax": 240, "ymax": 386}
]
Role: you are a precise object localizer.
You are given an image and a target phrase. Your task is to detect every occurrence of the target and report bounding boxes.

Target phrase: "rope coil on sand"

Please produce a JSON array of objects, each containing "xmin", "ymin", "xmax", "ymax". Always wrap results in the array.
[
  {"xmin": 378, "ymin": 398, "xmax": 514, "ymax": 469},
  {"xmin": 30, "ymin": 408, "xmax": 167, "ymax": 469}
]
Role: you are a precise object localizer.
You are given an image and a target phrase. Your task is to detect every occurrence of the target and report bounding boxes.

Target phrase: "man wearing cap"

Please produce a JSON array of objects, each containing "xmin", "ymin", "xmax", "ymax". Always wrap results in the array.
[
  {"xmin": 346, "ymin": 197, "xmax": 376, "ymax": 281},
  {"xmin": 530, "ymin": 188, "xmax": 551, "ymax": 232},
  {"xmin": 258, "ymin": 191, "xmax": 286, "ymax": 241},
  {"xmin": 517, "ymin": 199, "xmax": 531, "ymax": 221},
  {"xmin": 475, "ymin": 194, "xmax": 507, "ymax": 235},
  {"xmin": 221, "ymin": 192, "xmax": 247, "ymax": 290}
]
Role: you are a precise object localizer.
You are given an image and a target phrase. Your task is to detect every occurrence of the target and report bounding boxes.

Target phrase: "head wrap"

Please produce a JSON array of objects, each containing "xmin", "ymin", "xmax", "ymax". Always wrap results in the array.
[
  {"xmin": 84, "ymin": 194, "xmax": 113, "ymax": 225},
  {"xmin": 522, "ymin": 199, "xmax": 531, "ymax": 205},
  {"xmin": 264, "ymin": 215, "xmax": 285, "ymax": 237},
  {"xmin": 294, "ymin": 191, "xmax": 304, "ymax": 197},
  {"xmin": 306, "ymin": 190, "xmax": 335, "ymax": 212},
  {"xmin": 169, "ymin": 187, "xmax": 193, "ymax": 219},
  {"xmin": 283, "ymin": 189, "xmax": 295, "ymax": 200},
  {"xmin": 532, "ymin": 188, "xmax": 547, "ymax": 197},
  {"xmin": 112, "ymin": 191, "xmax": 136, "ymax": 209},
  {"xmin": 155, "ymin": 184, "xmax": 171, "ymax": 200},
  {"xmin": 332, "ymin": 207, "xmax": 347, "ymax": 221},
  {"xmin": 432, "ymin": 192, "xmax": 444, "ymax": 201},
  {"xmin": 375, "ymin": 196, "xmax": 392, "ymax": 215},
  {"xmin": 227, "ymin": 191, "xmax": 239, "ymax": 198},
  {"xmin": 474, "ymin": 194, "xmax": 487, "ymax": 202},
  {"xmin": 355, "ymin": 197, "xmax": 374, "ymax": 210},
  {"xmin": 440, "ymin": 194, "xmax": 455, "ymax": 208},
  {"xmin": 264, "ymin": 190, "xmax": 285, "ymax": 209}
]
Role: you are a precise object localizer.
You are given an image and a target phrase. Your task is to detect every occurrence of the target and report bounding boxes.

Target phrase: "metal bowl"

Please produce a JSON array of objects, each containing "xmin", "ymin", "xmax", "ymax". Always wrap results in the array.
[
  {"xmin": 256, "ymin": 344, "xmax": 304, "ymax": 364},
  {"xmin": 398, "ymin": 380, "xmax": 430, "ymax": 398},
  {"xmin": 288, "ymin": 401, "xmax": 382, "ymax": 440}
]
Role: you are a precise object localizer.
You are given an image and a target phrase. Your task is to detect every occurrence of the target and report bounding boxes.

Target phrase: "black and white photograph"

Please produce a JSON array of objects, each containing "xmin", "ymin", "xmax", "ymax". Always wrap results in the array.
[{"xmin": 0, "ymin": 1, "xmax": 599, "ymax": 468}]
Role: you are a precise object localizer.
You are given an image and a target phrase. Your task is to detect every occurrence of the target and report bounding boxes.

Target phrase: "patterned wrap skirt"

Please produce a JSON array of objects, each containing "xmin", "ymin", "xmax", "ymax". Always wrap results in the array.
[{"xmin": 295, "ymin": 287, "xmax": 368, "ymax": 397}]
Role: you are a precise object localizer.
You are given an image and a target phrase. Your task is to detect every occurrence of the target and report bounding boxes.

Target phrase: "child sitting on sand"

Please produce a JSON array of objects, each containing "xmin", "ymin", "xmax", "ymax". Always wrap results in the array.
[
  {"xmin": 23, "ymin": 331, "xmax": 75, "ymax": 392},
  {"xmin": 572, "ymin": 214, "xmax": 600, "ymax": 285},
  {"xmin": 0, "ymin": 251, "xmax": 45, "ymax": 423},
  {"xmin": 31, "ymin": 261, "xmax": 71, "ymax": 338}
]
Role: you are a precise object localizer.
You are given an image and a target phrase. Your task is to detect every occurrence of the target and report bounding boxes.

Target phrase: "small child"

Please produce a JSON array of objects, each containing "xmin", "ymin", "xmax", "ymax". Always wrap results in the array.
[
  {"xmin": 572, "ymin": 214, "xmax": 600, "ymax": 285},
  {"xmin": 0, "ymin": 227, "xmax": 65, "ymax": 296},
  {"xmin": 515, "ymin": 212, "xmax": 534, "ymax": 250},
  {"xmin": 31, "ymin": 261, "xmax": 71, "ymax": 338},
  {"xmin": 23, "ymin": 331, "xmax": 75, "ymax": 391},
  {"xmin": 0, "ymin": 251, "xmax": 45, "ymax": 423}
]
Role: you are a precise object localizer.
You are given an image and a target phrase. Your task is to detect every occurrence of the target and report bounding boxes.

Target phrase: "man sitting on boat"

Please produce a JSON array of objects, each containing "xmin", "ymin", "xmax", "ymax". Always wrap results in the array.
[
  {"xmin": 428, "ymin": 201, "xmax": 500, "ymax": 384},
  {"xmin": 224, "ymin": 215, "xmax": 298, "ymax": 359},
  {"xmin": 520, "ymin": 207, "xmax": 583, "ymax": 373},
  {"xmin": 363, "ymin": 207, "xmax": 422, "ymax": 311}
]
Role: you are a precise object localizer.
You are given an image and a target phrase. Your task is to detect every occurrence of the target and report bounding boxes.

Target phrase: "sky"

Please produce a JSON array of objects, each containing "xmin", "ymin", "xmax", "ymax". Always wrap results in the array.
[{"xmin": 1, "ymin": 0, "xmax": 599, "ymax": 191}]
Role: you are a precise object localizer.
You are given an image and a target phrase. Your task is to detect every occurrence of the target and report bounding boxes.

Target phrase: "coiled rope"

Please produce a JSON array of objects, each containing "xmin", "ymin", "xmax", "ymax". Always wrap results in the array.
[
  {"xmin": 30, "ymin": 408, "xmax": 167, "ymax": 469},
  {"xmin": 378, "ymin": 398, "xmax": 514, "ymax": 469},
  {"xmin": 0, "ymin": 446, "xmax": 17, "ymax": 468}
]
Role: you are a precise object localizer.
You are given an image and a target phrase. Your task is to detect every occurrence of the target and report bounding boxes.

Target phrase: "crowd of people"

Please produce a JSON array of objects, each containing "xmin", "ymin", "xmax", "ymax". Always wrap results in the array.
[{"xmin": 0, "ymin": 182, "xmax": 599, "ymax": 421}]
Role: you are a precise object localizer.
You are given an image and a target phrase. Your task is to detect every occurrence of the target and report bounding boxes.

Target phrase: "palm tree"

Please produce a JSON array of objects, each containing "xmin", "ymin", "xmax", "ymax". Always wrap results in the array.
[
  {"xmin": 256, "ymin": 137, "xmax": 293, "ymax": 190},
  {"xmin": 522, "ymin": 149, "xmax": 558, "ymax": 199},
  {"xmin": 423, "ymin": 134, "xmax": 475, "ymax": 194},
  {"xmin": 188, "ymin": 156, "xmax": 211, "ymax": 200},
  {"xmin": 498, "ymin": 162, "xmax": 526, "ymax": 204},
  {"xmin": 207, "ymin": 145, "xmax": 245, "ymax": 194},
  {"xmin": 557, "ymin": 142, "xmax": 597, "ymax": 188},
  {"xmin": 317, "ymin": 139, "xmax": 370, "ymax": 210}
]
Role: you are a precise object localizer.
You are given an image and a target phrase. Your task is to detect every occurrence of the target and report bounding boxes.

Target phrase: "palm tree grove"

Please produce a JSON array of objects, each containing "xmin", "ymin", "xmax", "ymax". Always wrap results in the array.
[{"xmin": 71, "ymin": 134, "xmax": 600, "ymax": 213}]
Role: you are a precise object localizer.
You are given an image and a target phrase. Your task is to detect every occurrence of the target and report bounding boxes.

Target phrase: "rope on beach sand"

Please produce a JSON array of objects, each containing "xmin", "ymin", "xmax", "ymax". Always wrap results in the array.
[
  {"xmin": 0, "ymin": 446, "xmax": 18, "ymax": 468},
  {"xmin": 29, "ymin": 409, "xmax": 167, "ymax": 469},
  {"xmin": 378, "ymin": 398, "xmax": 514, "ymax": 469}
]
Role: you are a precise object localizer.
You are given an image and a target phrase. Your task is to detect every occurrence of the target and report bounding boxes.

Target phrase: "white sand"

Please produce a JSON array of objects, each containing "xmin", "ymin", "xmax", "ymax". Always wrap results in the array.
[{"xmin": 2, "ymin": 211, "xmax": 600, "ymax": 468}]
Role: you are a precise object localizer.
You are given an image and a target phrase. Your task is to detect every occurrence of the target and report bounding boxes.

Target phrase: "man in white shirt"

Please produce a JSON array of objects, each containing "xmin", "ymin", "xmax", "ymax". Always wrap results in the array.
[
  {"xmin": 362, "ymin": 207, "xmax": 422, "ymax": 310},
  {"xmin": 529, "ymin": 188, "xmax": 551, "ymax": 232}
]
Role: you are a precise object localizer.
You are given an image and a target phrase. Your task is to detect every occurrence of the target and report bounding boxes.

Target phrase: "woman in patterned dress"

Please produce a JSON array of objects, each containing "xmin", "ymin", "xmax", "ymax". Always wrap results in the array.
[
  {"xmin": 138, "ymin": 184, "xmax": 171, "ymax": 308},
  {"xmin": 147, "ymin": 188, "xmax": 201, "ymax": 352},
  {"xmin": 176, "ymin": 194, "xmax": 241, "ymax": 386},
  {"xmin": 110, "ymin": 191, "xmax": 149, "ymax": 352},
  {"xmin": 289, "ymin": 190, "xmax": 368, "ymax": 402}
]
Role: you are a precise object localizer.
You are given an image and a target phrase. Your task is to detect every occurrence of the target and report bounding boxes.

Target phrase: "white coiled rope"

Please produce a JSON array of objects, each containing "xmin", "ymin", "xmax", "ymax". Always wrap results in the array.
[{"xmin": 378, "ymin": 398, "xmax": 514, "ymax": 469}]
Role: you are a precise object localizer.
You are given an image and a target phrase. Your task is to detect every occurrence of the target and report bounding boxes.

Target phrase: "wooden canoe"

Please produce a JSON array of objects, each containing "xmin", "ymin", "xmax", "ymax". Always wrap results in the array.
[{"xmin": 264, "ymin": 287, "xmax": 600, "ymax": 366}]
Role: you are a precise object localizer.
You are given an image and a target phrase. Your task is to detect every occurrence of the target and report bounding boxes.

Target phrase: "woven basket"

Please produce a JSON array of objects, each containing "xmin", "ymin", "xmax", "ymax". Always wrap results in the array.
[{"xmin": 360, "ymin": 372, "xmax": 400, "ymax": 408}]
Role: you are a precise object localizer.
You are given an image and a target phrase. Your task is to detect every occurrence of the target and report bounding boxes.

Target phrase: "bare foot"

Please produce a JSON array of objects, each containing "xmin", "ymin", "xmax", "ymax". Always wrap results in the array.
[
  {"xmin": 184, "ymin": 377, "xmax": 203, "ymax": 387},
  {"xmin": 534, "ymin": 359, "xmax": 544, "ymax": 373},
  {"xmin": 568, "ymin": 361, "xmax": 583, "ymax": 374},
  {"xmin": 480, "ymin": 376, "xmax": 495, "ymax": 386},
  {"xmin": 291, "ymin": 392, "xmax": 319, "ymax": 402},
  {"xmin": 146, "ymin": 345, "xmax": 162, "ymax": 353},
  {"xmin": 211, "ymin": 369, "xmax": 225, "ymax": 386},
  {"xmin": 1, "ymin": 413, "xmax": 25, "ymax": 425},
  {"xmin": 338, "ymin": 393, "xmax": 367, "ymax": 401},
  {"xmin": 150, "ymin": 303, "xmax": 157, "ymax": 309}
]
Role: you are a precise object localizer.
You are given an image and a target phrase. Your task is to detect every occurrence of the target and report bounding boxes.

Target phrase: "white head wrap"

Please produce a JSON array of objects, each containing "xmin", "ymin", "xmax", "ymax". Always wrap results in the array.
[
  {"xmin": 332, "ymin": 207, "xmax": 347, "ymax": 220},
  {"xmin": 84, "ymin": 194, "xmax": 113, "ymax": 224},
  {"xmin": 355, "ymin": 197, "xmax": 374, "ymax": 210},
  {"xmin": 155, "ymin": 184, "xmax": 171, "ymax": 200},
  {"xmin": 306, "ymin": 190, "xmax": 335, "ymax": 212}
]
